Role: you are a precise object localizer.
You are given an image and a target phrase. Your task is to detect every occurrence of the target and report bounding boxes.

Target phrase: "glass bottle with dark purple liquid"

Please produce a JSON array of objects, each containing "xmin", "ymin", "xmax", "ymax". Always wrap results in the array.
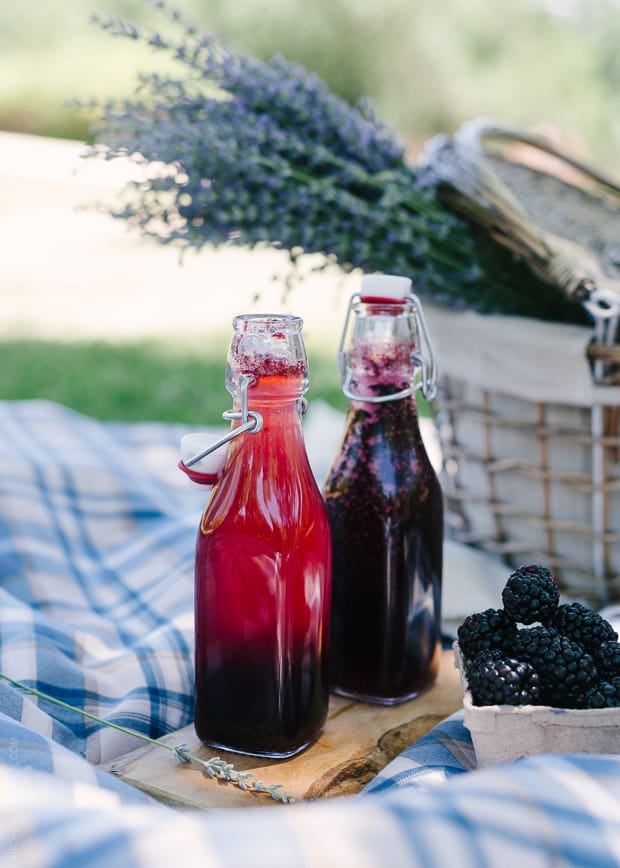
[
  {"xmin": 193, "ymin": 314, "xmax": 332, "ymax": 757},
  {"xmin": 323, "ymin": 275, "xmax": 443, "ymax": 704}
]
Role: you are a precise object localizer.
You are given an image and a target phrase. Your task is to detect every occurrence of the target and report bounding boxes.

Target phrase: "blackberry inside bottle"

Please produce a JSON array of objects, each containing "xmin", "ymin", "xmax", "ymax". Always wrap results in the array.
[{"xmin": 323, "ymin": 274, "xmax": 443, "ymax": 704}]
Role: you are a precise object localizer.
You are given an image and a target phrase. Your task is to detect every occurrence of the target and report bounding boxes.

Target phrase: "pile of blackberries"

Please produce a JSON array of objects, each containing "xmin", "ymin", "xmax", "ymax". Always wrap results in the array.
[{"xmin": 458, "ymin": 564, "xmax": 620, "ymax": 709}]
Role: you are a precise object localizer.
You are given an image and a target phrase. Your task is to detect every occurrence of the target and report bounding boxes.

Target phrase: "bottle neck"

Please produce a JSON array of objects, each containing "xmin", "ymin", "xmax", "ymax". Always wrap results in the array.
[
  {"xmin": 347, "ymin": 388, "xmax": 421, "ymax": 429},
  {"xmin": 232, "ymin": 370, "xmax": 306, "ymax": 410},
  {"xmin": 345, "ymin": 335, "xmax": 420, "ymax": 404},
  {"xmin": 225, "ymin": 341, "xmax": 307, "ymax": 430},
  {"xmin": 224, "ymin": 387, "xmax": 311, "ymax": 486},
  {"xmin": 228, "ymin": 371, "xmax": 307, "ymax": 453},
  {"xmin": 227, "ymin": 314, "xmax": 309, "ymax": 398},
  {"xmin": 340, "ymin": 302, "xmax": 421, "ymax": 404},
  {"xmin": 345, "ymin": 377, "xmax": 426, "ymax": 455}
]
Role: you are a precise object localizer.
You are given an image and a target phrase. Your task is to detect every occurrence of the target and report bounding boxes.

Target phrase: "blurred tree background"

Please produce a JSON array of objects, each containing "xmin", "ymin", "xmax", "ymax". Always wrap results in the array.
[{"xmin": 2, "ymin": 0, "xmax": 620, "ymax": 170}]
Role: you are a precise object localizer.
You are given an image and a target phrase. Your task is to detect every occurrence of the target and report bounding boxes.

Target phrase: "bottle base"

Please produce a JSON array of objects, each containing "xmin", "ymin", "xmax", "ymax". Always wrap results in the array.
[
  {"xmin": 195, "ymin": 732, "xmax": 319, "ymax": 760},
  {"xmin": 331, "ymin": 681, "xmax": 435, "ymax": 706}
]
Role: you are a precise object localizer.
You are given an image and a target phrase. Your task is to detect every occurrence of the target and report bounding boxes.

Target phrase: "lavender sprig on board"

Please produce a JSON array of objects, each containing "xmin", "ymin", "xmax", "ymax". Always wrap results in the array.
[{"xmin": 0, "ymin": 672, "xmax": 295, "ymax": 804}]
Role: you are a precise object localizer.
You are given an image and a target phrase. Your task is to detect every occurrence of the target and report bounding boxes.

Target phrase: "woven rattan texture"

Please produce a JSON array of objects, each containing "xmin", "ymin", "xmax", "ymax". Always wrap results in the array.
[{"xmin": 436, "ymin": 373, "xmax": 620, "ymax": 606}]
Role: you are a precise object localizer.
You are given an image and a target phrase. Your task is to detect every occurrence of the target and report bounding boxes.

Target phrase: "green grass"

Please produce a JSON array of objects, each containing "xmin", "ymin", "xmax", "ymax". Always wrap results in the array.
[
  {"xmin": 0, "ymin": 337, "xmax": 433, "ymax": 424},
  {"xmin": 0, "ymin": 337, "xmax": 348, "ymax": 425}
]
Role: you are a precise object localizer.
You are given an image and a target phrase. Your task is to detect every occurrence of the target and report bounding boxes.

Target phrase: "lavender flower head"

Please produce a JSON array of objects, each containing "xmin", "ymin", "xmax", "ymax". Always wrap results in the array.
[{"xmin": 83, "ymin": 1, "xmax": 587, "ymax": 321}]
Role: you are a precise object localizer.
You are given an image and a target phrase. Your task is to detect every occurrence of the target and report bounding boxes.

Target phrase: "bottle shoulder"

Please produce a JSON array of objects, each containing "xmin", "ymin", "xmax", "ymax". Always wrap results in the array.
[
  {"xmin": 325, "ymin": 402, "xmax": 441, "ymax": 497},
  {"xmin": 340, "ymin": 401, "xmax": 429, "ymax": 451},
  {"xmin": 201, "ymin": 432, "xmax": 328, "ymax": 535}
]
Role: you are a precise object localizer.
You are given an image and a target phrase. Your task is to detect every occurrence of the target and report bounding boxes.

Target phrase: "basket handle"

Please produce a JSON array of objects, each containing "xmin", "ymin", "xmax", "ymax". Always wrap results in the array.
[{"xmin": 420, "ymin": 119, "xmax": 620, "ymax": 311}]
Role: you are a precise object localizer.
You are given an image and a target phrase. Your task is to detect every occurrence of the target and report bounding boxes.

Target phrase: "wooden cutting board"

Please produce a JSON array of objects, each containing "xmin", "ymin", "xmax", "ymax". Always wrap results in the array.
[{"xmin": 103, "ymin": 648, "xmax": 462, "ymax": 809}]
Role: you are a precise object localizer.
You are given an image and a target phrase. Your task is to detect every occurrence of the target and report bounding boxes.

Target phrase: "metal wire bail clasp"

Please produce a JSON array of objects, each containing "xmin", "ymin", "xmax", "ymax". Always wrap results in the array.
[
  {"xmin": 180, "ymin": 375, "xmax": 263, "ymax": 475},
  {"xmin": 411, "ymin": 292, "xmax": 438, "ymax": 401},
  {"xmin": 338, "ymin": 290, "xmax": 438, "ymax": 403}
]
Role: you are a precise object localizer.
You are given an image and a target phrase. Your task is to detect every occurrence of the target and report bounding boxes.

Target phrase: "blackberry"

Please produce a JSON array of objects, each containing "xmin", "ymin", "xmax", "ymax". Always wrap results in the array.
[
  {"xmin": 548, "ymin": 602, "xmax": 618, "ymax": 653},
  {"xmin": 512, "ymin": 625, "xmax": 598, "ymax": 706},
  {"xmin": 574, "ymin": 679, "xmax": 620, "ymax": 709},
  {"xmin": 462, "ymin": 647, "xmax": 504, "ymax": 679},
  {"xmin": 593, "ymin": 641, "xmax": 620, "ymax": 678},
  {"xmin": 501, "ymin": 564, "xmax": 560, "ymax": 624},
  {"xmin": 469, "ymin": 647, "xmax": 504, "ymax": 668},
  {"xmin": 467, "ymin": 655, "xmax": 541, "ymax": 707},
  {"xmin": 457, "ymin": 608, "xmax": 518, "ymax": 662}
]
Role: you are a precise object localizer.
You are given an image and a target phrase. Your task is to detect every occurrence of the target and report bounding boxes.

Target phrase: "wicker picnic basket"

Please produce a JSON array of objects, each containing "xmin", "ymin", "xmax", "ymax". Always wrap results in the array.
[{"xmin": 421, "ymin": 121, "xmax": 620, "ymax": 606}]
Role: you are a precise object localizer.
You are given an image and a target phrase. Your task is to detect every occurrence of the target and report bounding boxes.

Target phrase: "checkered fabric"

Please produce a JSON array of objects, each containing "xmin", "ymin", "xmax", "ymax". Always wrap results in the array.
[
  {"xmin": 362, "ymin": 710, "xmax": 477, "ymax": 793},
  {"xmin": 3, "ymin": 400, "xmax": 620, "ymax": 868},
  {"xmin": 3, "ymin": 719, "xmax": 620, "ymax": 867},
  {"xmin": 0, "ymin": 400, "xmax": 206, "ymax": 763}
]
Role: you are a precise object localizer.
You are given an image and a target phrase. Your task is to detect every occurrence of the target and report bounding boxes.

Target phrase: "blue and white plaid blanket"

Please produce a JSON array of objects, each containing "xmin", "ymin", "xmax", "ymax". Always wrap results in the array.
[{"xmin": 2, "ymin": 400, "xmax": 620, "ymax": 868}]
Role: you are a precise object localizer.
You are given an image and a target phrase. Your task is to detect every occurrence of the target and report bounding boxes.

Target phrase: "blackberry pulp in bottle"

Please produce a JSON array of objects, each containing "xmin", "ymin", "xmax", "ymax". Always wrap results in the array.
[{"xmin": 323, "ymin": 275, "xmax": 443, "ymax": 704}]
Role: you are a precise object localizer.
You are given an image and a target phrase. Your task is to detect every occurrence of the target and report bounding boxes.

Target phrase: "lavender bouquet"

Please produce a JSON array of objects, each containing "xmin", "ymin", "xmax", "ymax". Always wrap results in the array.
[{"xmin": 85, "ymin": 1, "xmax": 587, "ymax": 323}]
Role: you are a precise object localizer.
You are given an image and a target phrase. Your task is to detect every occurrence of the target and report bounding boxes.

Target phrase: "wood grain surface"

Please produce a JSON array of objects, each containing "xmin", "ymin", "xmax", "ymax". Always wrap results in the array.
[{"xmin": 103, "ymin": 649, "xmax": 462, "ymax": 809}]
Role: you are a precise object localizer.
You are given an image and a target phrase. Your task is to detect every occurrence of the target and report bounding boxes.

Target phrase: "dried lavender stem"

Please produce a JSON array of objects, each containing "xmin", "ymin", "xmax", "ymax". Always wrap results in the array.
[{"xmin": 0, "ymin": 672, "xmax": 294, "ymax": 803}]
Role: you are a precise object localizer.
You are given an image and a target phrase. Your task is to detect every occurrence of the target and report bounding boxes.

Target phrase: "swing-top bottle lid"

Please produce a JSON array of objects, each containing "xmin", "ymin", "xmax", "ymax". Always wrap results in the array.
[
  {"xmin": 178, "ymin": 432, "xmax": 229, "ymax": 486},
  {"xmin": 360, "ymin": 274, "xmax": 412, "ymax": 303}
]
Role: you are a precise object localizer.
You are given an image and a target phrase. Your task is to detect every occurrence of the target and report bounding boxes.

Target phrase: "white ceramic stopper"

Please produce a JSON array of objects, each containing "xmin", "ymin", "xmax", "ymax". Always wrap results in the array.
[
  {"xmin": 180, "ymin": 432, "xmax": 229, "ymax": 484},
  {"xmin": 360, "ymin": 274, "xmax": 412, "ymax": 299}
]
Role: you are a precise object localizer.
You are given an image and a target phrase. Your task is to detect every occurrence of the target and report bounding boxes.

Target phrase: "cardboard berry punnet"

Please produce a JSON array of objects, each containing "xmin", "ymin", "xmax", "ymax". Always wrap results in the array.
[{"xmin": 455, "ymin": 642, "xmax": 620, "ymax": 766}]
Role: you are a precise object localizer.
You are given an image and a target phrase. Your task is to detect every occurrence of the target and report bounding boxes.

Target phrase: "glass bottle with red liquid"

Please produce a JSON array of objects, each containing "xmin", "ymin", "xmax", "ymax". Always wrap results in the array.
[
  {"xmin": 323, "ymin": 274, "xmax": 443, "ymax": 705},
  {"xmin": 183, "ymin": 313, "xmax": 332, "ymax": 757}
]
